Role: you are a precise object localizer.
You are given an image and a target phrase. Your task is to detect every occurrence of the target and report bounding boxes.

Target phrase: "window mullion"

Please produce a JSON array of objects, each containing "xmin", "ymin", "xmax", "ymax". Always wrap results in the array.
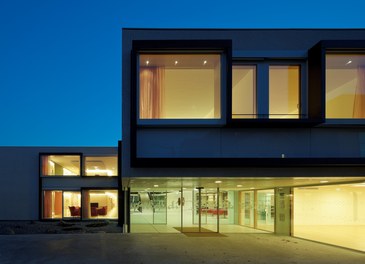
[{"xmin": 257, "ymin": 63, "xmax": 269, "ymax": 118}]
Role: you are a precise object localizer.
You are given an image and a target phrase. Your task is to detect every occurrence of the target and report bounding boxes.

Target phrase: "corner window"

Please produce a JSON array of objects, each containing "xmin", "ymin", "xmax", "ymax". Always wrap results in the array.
[
  {"xmin": 326, "ymin": 53, "xmax": 365, "ymax": 118},
  {"xmin": 232, "ymin": 62, "xmax": 302, "ymax": 120},
  {"xmin": 41, "ymin": 155, "xmax": 80, "ymax": 176},
  {"xmin": 84, "ymin": 156, "xmax": 118, "ymax": 176},
  {"xmin": 139, "ymin": 53, "xmax": 221, "ymax": 120}
]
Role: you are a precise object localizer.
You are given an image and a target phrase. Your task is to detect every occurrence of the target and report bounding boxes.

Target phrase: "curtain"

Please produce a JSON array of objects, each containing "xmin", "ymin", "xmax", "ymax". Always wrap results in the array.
[
  {"xmin": 353, "ymin": 66, "xmax": 365, "ymax": 118},
  {"xmin": 139, "ymin": 67, "xmax": 164, "ymax": 119},
  {"xmin": 43, "ymin": 191, "xmax": 52, "ymax": 218}
]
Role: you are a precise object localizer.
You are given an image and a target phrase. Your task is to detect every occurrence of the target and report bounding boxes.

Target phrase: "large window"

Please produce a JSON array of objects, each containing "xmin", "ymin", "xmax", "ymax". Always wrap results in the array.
[
  {"xmin": 43, "ymin": 190, "xmax": 81, "ymax": 219},
  {"xmin": 41, "ymin": 155, "xmax": 80, "ymax": 176},
  {"xmin": 138, "ymin": 53, "xmax": 221, "ymax": 120},
  {"xmin": 232, "ymin": 63, "xmax": 301, "ymax": 119},
  {"xmin": 326, "ymin": 54, "xmax": 365, "ymax": 118},
  {"xmin": 84, "ymin": 156, "xmax": 118, "ymax": 176},
  {"xmin": 82, "ymin": 190, "xmax": 118, "ymax": 219}
]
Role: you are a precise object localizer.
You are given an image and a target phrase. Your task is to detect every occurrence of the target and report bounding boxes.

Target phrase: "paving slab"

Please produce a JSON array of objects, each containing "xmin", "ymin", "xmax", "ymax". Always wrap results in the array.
[{"xmin": 0, "ymin": 233, "xmax": 364, "ymax": 264}]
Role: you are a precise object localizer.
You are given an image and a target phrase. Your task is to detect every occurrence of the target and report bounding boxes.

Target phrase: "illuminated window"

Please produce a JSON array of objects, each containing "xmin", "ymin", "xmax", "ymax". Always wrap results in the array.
[
  {"xmin": 41, "ymin": 155, "xmax": 80, "ymax": 176},
  {"xmin": 82, "ymin": 190, "xmax": 118, "ymax": 219},
  {"xmin": 269, "ymin": 65, "xmax": 300, "ymax": 119},
  {"xmin": 138, "ymin": 54, "xmax": 221, "ymax": 120},
  {"xmin": 43, "ymin": 190, "xmax": 62, "ymax": 219},
  {"xmin": 232, "ymin": 65, "xmax": 256, "ymax": 118},
  {"xmin": 84, "ymin": 156, "xmax": 117, "ymax": 176},
  {"xmin": 326, "ymin": 54, "xmax": 365, "ymax": 118},
  {"xmin": 63, "ymin": 191, "xmax": 81, "ymax": 218},
  {"xmin": 232, "ymin": 62, "xmax": 301, "ymax": 120}
]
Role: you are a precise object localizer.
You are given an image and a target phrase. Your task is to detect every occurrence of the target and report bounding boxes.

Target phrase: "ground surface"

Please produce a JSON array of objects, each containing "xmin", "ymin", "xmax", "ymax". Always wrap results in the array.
[
  {"xmin": 0, "ymin": 233, "xmax": 364, "ymax": 264},
  {"xmin": 0, "ymin": 220, "xmax": 122, "ymax": 234}
]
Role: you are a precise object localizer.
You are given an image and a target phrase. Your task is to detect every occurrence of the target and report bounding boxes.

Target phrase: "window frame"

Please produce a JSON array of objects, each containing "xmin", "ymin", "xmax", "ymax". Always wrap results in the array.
[
  {"xmin": 229, "ymin": 59, "xmax": 308, "ymax": 127},
  {"xmin": 81, "ymin": 188, "xmax": 119, "ymax": 220},
  {"xmin": 83, "ymin": 155, "xmax": 118, "ymax": 177},
  {"xmin": 308, "ymin": 40, "xmax": 365, "ymax": 126},
  {"xmin": 40, "ymin": 153, "xmax": 83, "ymax": 177},
  {"xmin": 132, "ymin": 40, "xmax": 232, "ymax": 127}
]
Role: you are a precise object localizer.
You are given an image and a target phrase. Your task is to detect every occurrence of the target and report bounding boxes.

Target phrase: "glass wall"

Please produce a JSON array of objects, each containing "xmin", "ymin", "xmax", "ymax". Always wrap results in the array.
[
  {"xmin": 293, "ymin": 183, "xmax": 365, "ymax": 251},
  {"xmin": 269, "ymin": 65, "xmax": 300, "ymax": 119},
  {"xmin": 239, "ymin": 191, "xmax": 254, "ymax": 227},
  {"xmin": 41, "ymin": 155, "xmax": 80, "ymax": 176},
  {"xmin": 232, "ymin": 65, "xmax": 256, "ymax": 118},
  {"xmin": 82, "ymin": 190, "xmax": 118, "ymax": 219},
  {"xmin": 256, "ymin": 189, "xmax": 275, "ymax": 232},
  {"xmin": 326, "ymin": 54, "xmax": 365, "ymax": 118},
  {"xmin": 139, "ymin": 54, "xmax": 221, "ymax": 119},
  {"xmin": 84, "ymin": 156, "xmax": 118, "ymax": 176}
]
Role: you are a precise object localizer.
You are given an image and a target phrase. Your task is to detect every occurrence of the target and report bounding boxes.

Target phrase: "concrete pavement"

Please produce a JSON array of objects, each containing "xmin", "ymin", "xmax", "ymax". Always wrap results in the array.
[{"xmin": 0, "ymin": 233, "xmax": 364, "ymax": 264}]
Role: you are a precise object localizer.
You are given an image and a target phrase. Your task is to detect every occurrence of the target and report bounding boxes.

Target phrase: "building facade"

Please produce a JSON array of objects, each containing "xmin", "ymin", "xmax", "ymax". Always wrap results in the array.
[
  {"xmin": 0, "ymin": 146, "xmax": 121, "ymax": 223},
  {"xmin": 122, "ymin": 29, "xmax": 365, "ymax": 251}
]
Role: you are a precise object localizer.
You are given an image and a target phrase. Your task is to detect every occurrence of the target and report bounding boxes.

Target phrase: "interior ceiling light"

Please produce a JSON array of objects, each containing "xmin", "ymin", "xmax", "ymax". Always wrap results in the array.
[
  {"xmin": 346, "ymin": 60, "xmax": 352, "ymax": 65},
  {"xmin": 250, "ymin": 187, "xmax": 255, "ymax": 190},
  {"xmin": 146, "ymin": 60, "xmax": 149, "ymax": 65},
  {"xmin": 320, "ymin": 180, "xmax": 329, "ymax": 183},
  {"xmin": 215, "ymin": 180, "xmax": 222, "ymax": 184},
  {"xmin": 174, "ymin": 60, "xmax": 178, "ymax": 65},
  {"xmin": 154, "ymin": 184, "xmax": 159, "ymax": 187},
  {"xmin": 237, "ymin": 185, "xmax": 242, "ymax": 187},
  {"xmin": 203, "ymin": 60, "xmax": 207, "ymax": 65}
]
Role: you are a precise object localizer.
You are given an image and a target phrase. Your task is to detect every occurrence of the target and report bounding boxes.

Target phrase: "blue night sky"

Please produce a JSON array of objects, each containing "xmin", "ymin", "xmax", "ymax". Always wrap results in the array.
[{"xmin": 1, "ymin": 0, "xmax": 365, "ymax": 146}]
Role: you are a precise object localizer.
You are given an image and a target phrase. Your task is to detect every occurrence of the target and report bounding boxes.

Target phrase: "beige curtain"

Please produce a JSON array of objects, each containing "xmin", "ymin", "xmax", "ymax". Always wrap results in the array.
[
  {"xmin": 353, "ymin": 66, "xmax": 365, "ymax": 118},
  {"xmin": 139, "ymin": 67, "xmax": 164, "ymax": 119}
]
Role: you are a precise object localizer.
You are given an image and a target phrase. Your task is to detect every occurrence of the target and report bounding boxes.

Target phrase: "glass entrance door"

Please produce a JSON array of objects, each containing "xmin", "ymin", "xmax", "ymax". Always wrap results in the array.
[
  {"xmin": 181, "ymin": 187, "xmax": 218, "ymax": 233},
  {"xmin": 130, "ymin": 191, "xmax": 167, "ymax": 224}
]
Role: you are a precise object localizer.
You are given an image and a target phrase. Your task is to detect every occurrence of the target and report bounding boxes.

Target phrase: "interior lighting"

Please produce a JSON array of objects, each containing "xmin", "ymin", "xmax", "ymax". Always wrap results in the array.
[
  {"xmin": 215, "ymin": 180, "xmax": 222, "ymax": 184},
  {"xmin": 154, "ymin": 184, "xmax": 159, "ymax": 187},
  {"xmin": 203, "ymin": 60, "xmax": 207, "ymax": 65},
  {"xmin": 146, "ymin": 60, "xmax": 149, "ymax": 65},
  {"xmin": 250, "ymin": 187, "xmax": 255, "ymax": 190},
  {"xmin": 320, "ymin": 180, "xmax": 329, "ymax": 183},
  {"xmin": 237, "ymin": 185, "xmax": 242, "ymax": 187},
  {"xmin": 86, "ymin": 169, "xmax": 113, "ymax": 176},
  {"xmin": 346, "ymin": 60, "xmax": 352, "ymax": 65},
  {"xmin": 174, "ymin": 60, "xmax": 178, "ymax": 65}
]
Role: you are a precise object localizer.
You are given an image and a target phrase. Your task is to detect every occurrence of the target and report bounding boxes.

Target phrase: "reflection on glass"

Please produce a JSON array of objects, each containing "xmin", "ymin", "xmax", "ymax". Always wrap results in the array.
[
  {"xmin": 240, "ymin": 191, "xmax": 254, "ymax": 227},
  {"xmin": 82, "ymin": 190, "xmax": 118, "ymax": 219},
  {"xmin": 43, "ymin": 190, "xmax": 62, "ymax": 219},
  {"xmin": 41, "ymin": 155, "xmax": 80, "ymax": 176},
  {"xmin": 63, "ymin": 191, "xmax": 81, "ymax": 218},
  {"xmin": 232, "ymin": 65, "xmax": 256, "ymax": 119},
  {"xmin": 85, "ymin": 156, "xmax": 117, "ymax": 176},
  {"xmin": 139, "ymin": 54, "xmax": 221, "ymax": 119},
  {"xmin": 269, "ymin": 65, "xmax": 300, "ymax": 119},
  {"xmin": 256, "ymin": 189, "xmax": 275, "ymax": 232},
  {"xmin": 326, "ymin": 54, "xmax": 365, "ymax": 118}
]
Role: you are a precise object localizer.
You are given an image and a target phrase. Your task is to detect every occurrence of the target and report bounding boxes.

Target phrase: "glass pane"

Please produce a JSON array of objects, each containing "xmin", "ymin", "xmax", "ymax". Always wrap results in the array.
[
  {"xmin": 269, "ymin": 65, "xmax": 300, "ymax": 119},
  {"xmin": 239, "ymin": 191, "xmax": 254, "ymax": 227},
  {"xmin": 41, "ymin": 155, "xmax": 80, "ymax": 176},
  {"xmin": 232, "ymin": 65, "xmax": 256, "ymax": 118},
  {"xmin": 82, "ymin": 190, "xmax": 118, "ymax": 219},
  {"xmin": 139, "ymin": 54, "xmax": 221, "ymax": 119},
  {"xmin": 43, "ymin": 190, "xmax": 62, "ymax": 219},
  {"xmin": 63, "ymin": 191, "xmax": 81, "ymax": 218},
  {"xmin": 84, "ymin": 156, "xmax": 117, "ymax": 176},
  {"xmin": 256, "ymin": 189, "xmax": 275, "ymax": 232},
  {"xmin": 293, "ymin": 183, "xmax": 365, "ymax": 251},
  {"xmin": 326, "ymin": 54, "xmax": 365, "ymax": 118},
  {"xmin": 151, "ymin": 192, "xmax": 167, "ymax": 224}
]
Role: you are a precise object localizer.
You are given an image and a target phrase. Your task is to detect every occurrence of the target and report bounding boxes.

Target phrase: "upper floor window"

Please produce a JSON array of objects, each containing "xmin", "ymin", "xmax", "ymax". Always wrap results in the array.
[
  {"xmin": 232, "ymin": 62, "xmax": 301, "ymax": 120},
  {"xmin": 326, "ymin": 53, "xmax": 365, "ymax": 118},
  {"xmin": 41, "ymin": 155, "xmax": 80, "ymax": 176},
  {"xmin": 138, "ymin": 53, "xmax": 221, "ymax": 120},
  {"xmin": 84, "ymin": 156, "xmax": 118, "ymax": 176}
]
